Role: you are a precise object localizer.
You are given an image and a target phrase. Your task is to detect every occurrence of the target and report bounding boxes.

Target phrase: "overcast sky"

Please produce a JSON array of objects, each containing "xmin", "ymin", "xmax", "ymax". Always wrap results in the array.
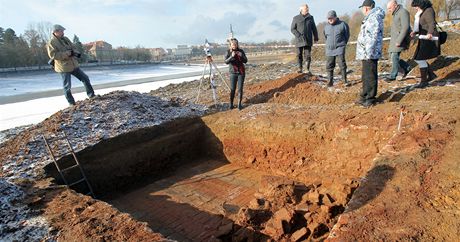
[{"xmin": 0, "ymin": 0, "xmax": 390, "ymax": 48}]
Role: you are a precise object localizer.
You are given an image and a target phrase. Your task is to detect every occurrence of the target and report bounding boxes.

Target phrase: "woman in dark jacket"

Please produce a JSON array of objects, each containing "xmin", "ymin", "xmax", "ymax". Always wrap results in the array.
[
  {"xmin": 410, "ymin": 0, "xmax": 440, "ymax": 88},
  {"xmin": 224, "ymin": 38, "xmax": 247, "ymax": 110}
]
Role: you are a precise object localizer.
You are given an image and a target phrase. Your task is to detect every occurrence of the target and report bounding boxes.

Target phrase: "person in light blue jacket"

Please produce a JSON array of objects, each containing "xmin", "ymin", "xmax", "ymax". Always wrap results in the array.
[
  {"xmin": 324, "ymin": 10, "xmax": 350, "ymax": 87},
  {"xmin": 356, "ymin": 0, "xmax": 385, "ymax": 107}
]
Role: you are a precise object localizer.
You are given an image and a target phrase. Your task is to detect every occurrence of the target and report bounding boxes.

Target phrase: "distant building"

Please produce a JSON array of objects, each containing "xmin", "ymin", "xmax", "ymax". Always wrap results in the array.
[
  {"xmin": 84, "ymin": 41, "xmax": 114, "ymax": 62},
  {"xmin": 172, "ymin": 45, "xmax": 192, "ymax": 59},
  {"xmin": 149, "ymin": 48, "xmax": 167, "ymax": 61}
]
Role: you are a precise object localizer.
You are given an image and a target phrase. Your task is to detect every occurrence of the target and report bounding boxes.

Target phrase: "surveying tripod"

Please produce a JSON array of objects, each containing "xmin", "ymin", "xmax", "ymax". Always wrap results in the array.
[{"xmin": 195, "ymin": 55, "xmax": 230, "ymax": 108}]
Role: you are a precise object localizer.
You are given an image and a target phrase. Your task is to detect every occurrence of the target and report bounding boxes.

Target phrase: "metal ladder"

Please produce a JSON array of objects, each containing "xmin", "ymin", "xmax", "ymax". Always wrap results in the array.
[{"xmin": 42, "ymin": 131, "xmax": 95, "ymax": 198}]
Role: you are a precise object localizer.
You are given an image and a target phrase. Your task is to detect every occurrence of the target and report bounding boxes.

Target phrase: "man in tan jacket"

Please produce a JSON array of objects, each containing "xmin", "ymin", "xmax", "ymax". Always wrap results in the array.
[{"xmin": 47, "ymin": 24, "xmax": 95, "ymax": 105}]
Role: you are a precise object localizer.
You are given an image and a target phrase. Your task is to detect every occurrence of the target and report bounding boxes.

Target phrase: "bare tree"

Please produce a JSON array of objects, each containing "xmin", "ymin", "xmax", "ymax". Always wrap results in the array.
[
  {"xmin": 27, "ymin": 21, "xmax": 53, "ymax": 43},
  {"xmin": 24, "ymin": 23, "xmax": 51, "ymax": 67},
  {"xmin": 348, "ymin": 11, "xmax": 365, "ymax": 40},
  {"xmin": 445, "ymin": 0, "xmax": 460, "ymax": 19},
  {"xmin": 23, "ymin": 29, "xmax": 41, "ymax": 65},
  {"xmin": 429, "ymin": 0, "xmax": 460, "ymax": 20},
  {"xmin": 431, "ymin": 0, "xmax": 446, "ymax": 19}
]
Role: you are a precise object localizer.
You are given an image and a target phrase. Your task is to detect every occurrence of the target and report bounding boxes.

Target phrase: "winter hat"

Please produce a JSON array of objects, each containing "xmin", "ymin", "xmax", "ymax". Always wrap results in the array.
[
  {"xmin": 53, "ymin": 24, "xmax": 66, "ymax": 32},
  {"xmin": 327, "ymin": 10, "xmax": 337, "ymax": 19},
  {"xmin": 359, "ymin": 0, "xmax": 375, "ymax": 8}
]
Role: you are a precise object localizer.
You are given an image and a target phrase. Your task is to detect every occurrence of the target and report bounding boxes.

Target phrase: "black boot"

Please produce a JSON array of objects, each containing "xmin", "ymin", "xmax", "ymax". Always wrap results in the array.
[
  {"xmin": 306, "ymin": 61, "xmax": 311, "ymax": 74},
  {"xmin": 402, "ymin": 65, "xmax": 411, "ymax": 79},
  {"xmin": 238, "ymin": 91, "xmax": 244, "ymax": 110},
  {"xmin": 327, "ymin": 71, "xmax": 334, "ymax": 87},
  {"xmin": 342, "ymin": 69, "xmax": 350, "ymax": 86},
  {"xmin": 426, "ymin": 64, "xmax": 437, "ymax": 81},
  {"xmin": 416, "ymin": 68, "xmax": 429, "ymax": 88},
  {"xmin": 297, "ymin": 61, "xmax": 303, "ymax": 73},
  {"xmin": 229, "ymin": 91, "xmax": 235, "ymax": 109}
]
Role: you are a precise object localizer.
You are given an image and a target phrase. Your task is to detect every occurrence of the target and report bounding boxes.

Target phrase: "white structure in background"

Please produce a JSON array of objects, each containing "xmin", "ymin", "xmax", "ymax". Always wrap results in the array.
[
  {"xmin": 228, "ymin": 24, "xmax": 234, "ymax": 42},
  {"xmin": 172, "ymin": 45, "xmax": 192, "ymax": 59}
]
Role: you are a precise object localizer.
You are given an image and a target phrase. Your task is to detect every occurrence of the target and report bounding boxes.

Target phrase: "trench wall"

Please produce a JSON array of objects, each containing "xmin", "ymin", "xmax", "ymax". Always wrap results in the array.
[
  {"xmin": 45, "ymin": 103, "xmax": 403, "ymax": 197},
  {"xmin": 201, "ymin": 105, "xmax": 399, "ymax": 185},
  {"xmin": 45, "ymin": 118, "xmax": 210, "ymax": 196}
]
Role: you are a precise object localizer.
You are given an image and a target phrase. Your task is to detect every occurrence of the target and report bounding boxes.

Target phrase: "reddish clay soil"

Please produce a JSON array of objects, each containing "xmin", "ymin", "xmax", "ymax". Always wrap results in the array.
[
  {"xmin": 37, "ymin": 182, "xmax": 163, "ymax": 241},
  {"xmin": 202, "ymin": 72, "xmax": 460, "ymax": 240}
]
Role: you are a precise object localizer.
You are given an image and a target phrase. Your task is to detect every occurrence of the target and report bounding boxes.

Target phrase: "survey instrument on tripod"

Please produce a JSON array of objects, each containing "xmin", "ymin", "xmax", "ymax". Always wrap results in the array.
[{"xmin": 195, "ymin": 39, "xmax": 230, "ymax": 108}]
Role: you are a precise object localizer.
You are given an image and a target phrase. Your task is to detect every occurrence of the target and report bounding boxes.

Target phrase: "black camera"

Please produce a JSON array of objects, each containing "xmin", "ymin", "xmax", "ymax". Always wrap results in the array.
[
  {"xmin": 48, "ymin": 59, "xmax": 55, "ymax": 68},
  {"xmin": 70, "ymin": 50, "xmax": 82, "ymax": 58}
]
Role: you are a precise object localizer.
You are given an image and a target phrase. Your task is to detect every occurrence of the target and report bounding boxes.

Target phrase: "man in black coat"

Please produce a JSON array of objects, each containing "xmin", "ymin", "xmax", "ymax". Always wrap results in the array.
[{"xmin": 291, "ymin": 4, "xmax": 319, "ymax": 74}]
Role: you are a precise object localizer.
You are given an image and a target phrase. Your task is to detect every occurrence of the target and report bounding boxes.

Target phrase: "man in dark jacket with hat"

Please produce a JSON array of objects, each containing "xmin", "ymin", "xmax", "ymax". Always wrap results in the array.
[
  {"xmin": 291, "ymin": 4, "xmax": 319, "ymax": 74},
  {"xmin": 385, "ymin": 0, "xmax": 411, "ymax": 82},
  {"xmin": 324, "ymin": 10, "xmax": 350, "ymax": 87}
]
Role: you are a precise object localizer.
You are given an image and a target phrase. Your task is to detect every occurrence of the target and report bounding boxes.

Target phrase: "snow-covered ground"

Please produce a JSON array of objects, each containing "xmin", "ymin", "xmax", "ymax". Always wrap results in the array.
[{"xmin": 0, "ymin": 75, "xmax": 201, "ymax": 131}]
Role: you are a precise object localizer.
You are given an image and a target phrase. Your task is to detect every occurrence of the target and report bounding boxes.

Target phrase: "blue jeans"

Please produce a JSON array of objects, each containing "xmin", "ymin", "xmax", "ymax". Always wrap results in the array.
[
  {"xmin": 60, "ymin": 68, "xmax": 95, "ymax": 104},
  {"xmin": 390, "ymin": 52, "xmax": 409, "ymax": 79}
]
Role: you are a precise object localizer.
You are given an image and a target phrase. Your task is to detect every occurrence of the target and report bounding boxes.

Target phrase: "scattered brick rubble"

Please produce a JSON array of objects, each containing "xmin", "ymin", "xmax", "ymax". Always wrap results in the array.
[{"xmin": 229, "ymin": 176, "xmax": 359, "ymax": 241}]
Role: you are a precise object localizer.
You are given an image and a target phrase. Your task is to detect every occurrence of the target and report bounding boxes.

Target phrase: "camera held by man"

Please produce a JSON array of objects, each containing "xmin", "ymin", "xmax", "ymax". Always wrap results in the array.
[
  {"xmin": 48, "ymin": 50, "xmax": 81, "ymax": 69},
  {"xmin": 48, "ymin": 59, "xmax": 55, "ymax": 68},
  {"xmin": 70, "ymin": 50, "xmax": 82, "ymax": 58}
]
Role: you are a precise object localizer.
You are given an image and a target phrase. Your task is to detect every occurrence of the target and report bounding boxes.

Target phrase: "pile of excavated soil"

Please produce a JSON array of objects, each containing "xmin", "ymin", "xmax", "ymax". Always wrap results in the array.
[
  {"xmin": 0, "ymin": 91, "xmax": 206, "ymax": 241},
  {"xmin": 0, "ymin": 91, "xmax": 206, "ymax": 181}
]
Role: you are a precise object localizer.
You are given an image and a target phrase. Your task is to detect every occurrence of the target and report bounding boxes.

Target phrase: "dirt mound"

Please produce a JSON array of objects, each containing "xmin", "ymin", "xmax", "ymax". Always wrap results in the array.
[
  {"xmin": 41, "ymin": 187, "xmax": 162, "ymax": 241},
  {"xmin": 245, "ymin": 73, "xmax": 357, "ymax": 105},
  {"xmin": 431, "ymin": 56, "xmax": 460, "ymax": 80},
  {"xmin": 450, "ymin": 22, "xmax": 460, "ymax": 32},
  {"xmin": 0, "ymin": 91, "xmax": 205, "ymax": 179},
  {"xmin": 0, "ymin": 91, "xmax": 206, "ymax": 241}
]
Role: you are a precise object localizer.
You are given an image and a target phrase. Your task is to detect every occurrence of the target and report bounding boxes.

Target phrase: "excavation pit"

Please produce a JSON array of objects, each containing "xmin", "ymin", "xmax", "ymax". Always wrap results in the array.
[
  {"xmin": 2, "ymin": 57, "xmax": 459, "ymax": 241},
  {"xmin": 43, "ymin": 102, "xmax": 405, "ymax": 241}
]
